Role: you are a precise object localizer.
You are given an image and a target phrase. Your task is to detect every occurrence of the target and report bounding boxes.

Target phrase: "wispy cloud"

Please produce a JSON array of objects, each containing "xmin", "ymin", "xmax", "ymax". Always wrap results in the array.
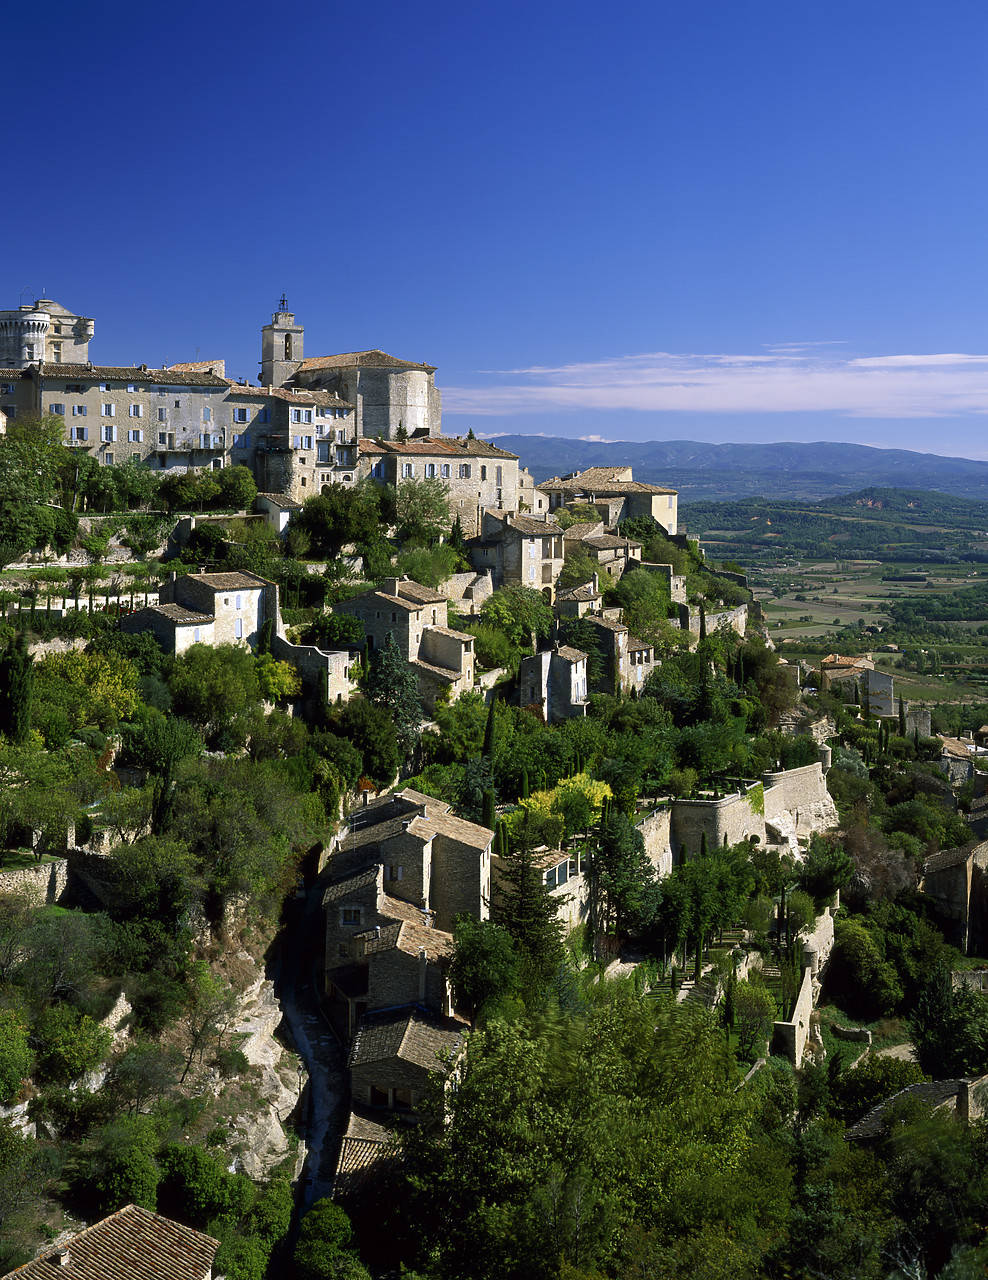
[{"xmin": 444, "ymin": 349, "xmax": 988, "ymax": 418}]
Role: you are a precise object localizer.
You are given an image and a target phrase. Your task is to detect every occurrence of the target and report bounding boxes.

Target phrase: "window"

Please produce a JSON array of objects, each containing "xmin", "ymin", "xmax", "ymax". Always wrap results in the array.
[
  {"xmin": 458, "ymin": 464, "xmax": 471, "ymax": 479},
  {"xmin": 291, "ymin": 409, "xmax": 302, "ymax": 423},
  {"xmin": 370, "ymin": 1085, "xmax": 388, "ymax": 1108},
  {"xmin": 51, "ymin": 344, "xmax": 62, "ymax": 363},
  {"xmin": 302, "ymin": 409, "xmax": 313, "ymax": 424},
  {"xmin": 440, "ymin": 463, "xmax": 450, "ymax": 478},
  {"xmin": 425, "ymin": 462, "xmax": 435, "ymax": 478},
  {"xmin": 393, "ymin": 1089, "xmax": 413, "ymax": 1111},
  {"xmin": 101, "ymin": 424, "xmax": 117, "ymax": 443},
  {"xmin": 71, "ymin": 404, "xmax": 87, "ymax": 417},
  {"xmin": 258, "ymin": 408, "xmax": 270, "ymax": 423},
  {"xmin": 302, "ymin": 435, "xmax": 313, "ymax": 450},
  {"xmin": 372, "ymin": 463, "xmax": 383, "ymax": 478},
  {"xmin": 102, "ymin": 403, "xmax": 115, "ymax": 417},
  {"xmin": 480, "ymin": 465, "xmax": 487, "ymax": 481},
  {"xmin": 99, "ymin": 382, "xmax": 109, "ymax": 392},
  {"xmin": 70, "ymin": 426, "xmax": 88, "ymax": 441},
  {"xmin": 292, "ymin": 436, "xmax": 301, "ymax": 448},
  {"xmin": 49, "ymin": 403, "xmax": 65, "ymax": 415},
  {"xmin": 127, "ymin": 383, "xmax": 135, "ymax": 392},
  {"xmin": 235, "ymin": 595, "xmax": 242, "ymax": 609},
  {"xmin": 402, "ymin": 463, "xmax": 414, "ymax": 478},
  {"xmin": 387, "ymin": 865, "xmax": 404, "ymax": 882},
  {"xmin": 65, "ymin": 383, "xmax": 83, "ymax": 393},
  {"xmin": 200, "ymin": 433, "xmax": 211, "ymax": 448},
  {"xmin": 128, "ymin": 428, "xmax": 143, "ymax": 443},
  {"xmin": 203, "ymin": 407, "xmax": 212, "ymax": 423},
  {"xmin": 193, "ymin": 628, "xmax": 201, "ymax": 642},
  {"xmin": 53, "ymin": 324, "xmax": 61, "ymax": 335},
  {"xmin": 158, "ymin": 432, "xmax": 167, "ymax": 446},
  {"xmin": 342, "ymin": 908, "xmax": 361, "ymax": 925},
  {"xmin": 158, "ymin": 387, "xmax": 167, "ymax": 396},
  {"xmin": 233, "ymin": 407, "xmax": 249, "ymax": 423},
  {"xmin": 233, "ymin": 433, "xmax": 248, "ymax": 447},
  {"xmin": 3, "ymin": 406, "xmax": 14, "ymax": 419},
  {"xmin": 529, "ymin": 566, "xmax": 536, "ymax": 581},
  {"xmin": 157, "ymin": 408, "xmax": 167, "ymax": 421},
  {"xmin": 129, "ymin": 403, "xmax": 143, "ymax": 417},
  {"xmin": 496, "ymin": 466, "xmax": 502, "ymax": 486},
  {"xmin": 103, "ymin": 452, "xmax": 114, "ymax": 465},
  {"xmin": 0, "ymin": 385, "xmax": 13, "ymax": 395},
  {"xmin": 235, "ymin": 618, "xmax": 243, "ymax": 639},
  {"xmin": 174, "ymin": 400, "xmax": 180, "ymax": 409}
]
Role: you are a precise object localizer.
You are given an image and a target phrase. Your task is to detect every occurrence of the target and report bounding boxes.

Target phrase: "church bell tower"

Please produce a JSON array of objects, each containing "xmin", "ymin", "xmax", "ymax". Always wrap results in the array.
[{"xmin": 260, "ymin": 296, "xmax": 304, "ymax": 387}]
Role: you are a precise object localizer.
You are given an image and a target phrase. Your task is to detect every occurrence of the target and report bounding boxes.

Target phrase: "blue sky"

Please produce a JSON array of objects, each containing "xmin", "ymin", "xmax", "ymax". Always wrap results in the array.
[{"xmin": 8, "ymin": 1, "xmax": 988, "ymax": 456}]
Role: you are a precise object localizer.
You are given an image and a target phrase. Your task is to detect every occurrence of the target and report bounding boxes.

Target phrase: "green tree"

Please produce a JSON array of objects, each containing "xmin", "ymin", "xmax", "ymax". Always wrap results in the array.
[
  {"xmin": 294, "ymin": 1199, "xmax": 365, "ymax": 1280},
  {"xmin": 493, "ymin": 822, "xmax": 565, "ymax": 999},
  {"xmin": 0, "ymin": 636, "xmax": 33, "ymax": 743},
  {"xmin": 795, "ymin": 835, "xmax": 853, "ymax": 911},
  {"xmin": 448, "ymin": 917, "xmax": 520, "ymax": 1022},
  {"xmin": 733, "ymin": 978, "xmax": 775, "ymax": 1060},
  {"xmin": 168, "ymin": 643, "xmax": 261, "ymax": 737},
  {"xmin": 0, "ymin": 1011, "xmax": 32, "ymax": 1104},
  {"xmin": 480, "ymin": 585, "xmax": 553, "ymax": 649},
  {"xmin": 395, "ymin": 476, "xmax": 451, "ymax": 544},
  {"xmin": 32, "ymin": 1003, "xmax": 112, "ymax": 1085},
  {"xmin": 330, "ymin": 699, "xmax": 401, "ymax": 788},
  {"xmin": 363, "ymin": 632, "xmax": 421, "ymax": 755},
  {"xmin": 216, "ymin": 465, "xmax": 258, "ymax": 510}
]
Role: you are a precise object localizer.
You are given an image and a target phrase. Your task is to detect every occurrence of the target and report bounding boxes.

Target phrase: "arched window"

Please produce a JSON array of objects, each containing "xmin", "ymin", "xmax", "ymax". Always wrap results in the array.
[{"xmin": 284, "ymin": 333, "xmax": 293, "ymax": 360}]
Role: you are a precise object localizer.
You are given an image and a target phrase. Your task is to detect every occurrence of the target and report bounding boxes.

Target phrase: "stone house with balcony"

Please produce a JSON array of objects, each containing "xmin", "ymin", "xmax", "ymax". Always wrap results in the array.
[
  {"xmin": 231, "ymin": 383, "xmax": 357, "ymax": 501},
  {"xmin": 470, "ymin": 511, "xmax": 566, "ymax": 599},
  {"xmin": 333, "ymin": 577, "xmax": 476, "ymax": 711},
  {"xmin": 517, "ymin": 644, "xmax": 589, "ymax": 723}
]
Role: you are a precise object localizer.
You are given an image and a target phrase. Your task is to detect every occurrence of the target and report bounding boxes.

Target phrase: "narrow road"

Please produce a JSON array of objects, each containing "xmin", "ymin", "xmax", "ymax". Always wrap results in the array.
[{"xmin": 274, "ymin": 870, "xmax": 350, "ymax": 1209}]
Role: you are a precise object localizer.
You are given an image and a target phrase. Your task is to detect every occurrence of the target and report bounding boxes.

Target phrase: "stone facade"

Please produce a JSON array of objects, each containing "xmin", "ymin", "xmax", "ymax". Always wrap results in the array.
[
  {"xmin": 334, "ymin": 577, "xmax": 475, "ymax": 711},
  {"xmin": 538, "ymin": 466, "xmax": 679, "ymax": 534},
  {"xmin": 922, "ymin": 840, "xmax": 988, "ymax": 953},
  {"xmin": 471, "ymin": 511, "xmax": 565, "ymax": 597},
  {"xmin": 348, "ymin": 1005, "xmax": 465, "ymax": 1114},
  {"xmin": 517, "ymin": 645, "xmax": 590, "ymax": 723}
]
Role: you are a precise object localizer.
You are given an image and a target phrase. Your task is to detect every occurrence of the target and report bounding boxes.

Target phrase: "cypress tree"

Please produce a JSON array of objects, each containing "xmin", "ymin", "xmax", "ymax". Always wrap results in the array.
[
  {"xmin": 520, "ymin": 768, "xmax": 530, "ymax": 800},
  {"xmin": 493, "ymin": 812, "xmax": 565, "ymax": 998},
  {"xmin": 700, "ymin": 830, "xmax": 708, "ymax": 858},
  {"xmin": 914, "ymin": 726, "xmax": 920, "ymax": 756},
  {"xmin": 481, "ymin": 789, "xmax": 496, "ymax": 831},
  {"xmin": 482, "ymin": 699, "xmax": 496, "ymax": 760},
  {"xmin": 698, "ymin": 605, "xmax": 707, "ymax": 641},
  {"xmin": 899, "ymin": 695, "xmax": 907, "ymax": 737},
  {"xmin": 0, "ymin": 634, "xmax": 33, "ymax": 743}
]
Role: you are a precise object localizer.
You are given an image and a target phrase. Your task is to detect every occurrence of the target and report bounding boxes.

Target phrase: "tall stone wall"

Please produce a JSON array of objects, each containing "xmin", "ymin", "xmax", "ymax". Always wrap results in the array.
[
  {"xmin": 670, "ymin": 792, "xmax": 765, "ymax": 863},
  {"xmin": 773, "ymin": 964, "xmax": 815, "ymax": 1067},
  {"xmin": 636, "ymin": 808, "xmax": 672, "ymax": 878},
  {"xmin": 0, "ymin": 859, "xmax": 68, "ymax": 905},
  {"xmin": 272, "ymin": 634, "xmax": 352, "ymax": 704},
  {"xmin": 762, "ymin": 762, "xmax": 839, "ymax": 836}
]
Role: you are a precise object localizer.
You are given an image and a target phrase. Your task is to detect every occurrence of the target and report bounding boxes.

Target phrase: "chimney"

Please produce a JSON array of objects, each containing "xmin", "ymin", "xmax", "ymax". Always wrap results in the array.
[
  {"xmin": 591, "ymin": 571, "xmax": 599, "ymax": 595},
  {"xmin": 418, "ymin": 946, "xmax": 427, "ymax": 1001},
  {"xmin": 54, "ymin": 1250, "xmax": 70, "ymax": 1267}
]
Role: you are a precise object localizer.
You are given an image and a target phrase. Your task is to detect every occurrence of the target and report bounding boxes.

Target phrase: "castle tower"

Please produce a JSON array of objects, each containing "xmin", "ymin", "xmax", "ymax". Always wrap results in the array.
[
  {"xmin": 260, "ymin": 297, "xmax": 303, "ymax": 387},
  {"xmin": 0, "ymin": 305, "xmax": 50, "ymax": 368}
]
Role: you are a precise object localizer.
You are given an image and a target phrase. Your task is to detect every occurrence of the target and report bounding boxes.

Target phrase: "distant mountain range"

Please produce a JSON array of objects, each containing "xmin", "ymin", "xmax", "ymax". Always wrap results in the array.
[{"xmin": 485, "ymin": 436, "xmax": 988, "ymax": 504}]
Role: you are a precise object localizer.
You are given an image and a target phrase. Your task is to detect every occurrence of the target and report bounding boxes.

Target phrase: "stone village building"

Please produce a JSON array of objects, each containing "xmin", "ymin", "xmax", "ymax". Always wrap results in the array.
[{"xmin": 333, "ymin": 576, "xmax": 476, "ymax": 712}]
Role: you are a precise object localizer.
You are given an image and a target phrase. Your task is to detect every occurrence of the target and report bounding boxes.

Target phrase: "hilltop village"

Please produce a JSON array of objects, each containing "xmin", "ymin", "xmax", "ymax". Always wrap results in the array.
[{"xmin": 2, "ymin": 299, "xmax": 988, "ymax": 1279}]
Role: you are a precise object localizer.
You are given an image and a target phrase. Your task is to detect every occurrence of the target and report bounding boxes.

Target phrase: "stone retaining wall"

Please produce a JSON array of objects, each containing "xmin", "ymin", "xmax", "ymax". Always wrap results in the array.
[
  {"xmin": 773, "ymin": 964, "xmax": 815, "ymax": 1067},
  {"xmin": 0, "ymin": 859, "xmax": 68, "ymax": 905}
]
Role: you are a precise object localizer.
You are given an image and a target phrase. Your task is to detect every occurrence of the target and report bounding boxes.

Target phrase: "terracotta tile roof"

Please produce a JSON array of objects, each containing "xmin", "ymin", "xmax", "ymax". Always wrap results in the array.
[
  {"xmin": 40, "ymin": 363, "xmax": 229, "ymax": 387},
  {"xmin": 393, "ymin": 580, "xmax": 447, "ymax": 605},
  {"xmin": 484, "ymin": 513, "xmax": 561, "ymax": 537},
  {"xmin": 555, "ymin": 581, "xmax": 601, "ymax": 601},
  {"xmin": 296, "ymin": 349, "xmax": 436, "ymax": 372},
  {"xmin": 421, "ymin": 809, "xmax": 495, "ymax": 850},
  {"xmin": 4, "ymin": 1204, "xmax": 219, "ymax": 1280},
  {"xmin": 583, "ymin": 534, "xmax": 641, "ymax": 551},
  {"xmin": 323, "ymin": 866, "xmax": 381, "ymax": 904},
  {"xmin": 426, "ymin": 626, "xmax": 475, "ymax": 642},
  {"xmin": 539, "ymin": 467, "xmax": 677, "ymax": 496},
  {"xmin": 147, "ymin": 603, "xmax": 211, "ymax": 626},
  {"xmin": 356, "ymin": 435, "xmax": 518, "ymax": 459},
  {"xmin": 255, "ymin": 492, "xmax": 303, "ymax": 509},
  {"xmin": 585, "ymin": 616, "xmax": 629, "ymax": 634},
  {"xmin": 940, "ymin": 736, "xmax": 974, "ymax": 759},
  {"xmin": 396, "ymin": 918, "xmax": 455, "ymax": 961},
  {"xmin": 333, "ymin": 1106, "xmax": 394, "ymax": 1203},
  {"xmin": 348, "ymin": 1005, "xmax": 465, "ymax": 1070},
  {"xmin": 183, "ymin": 571, "xmax": 270, "ymax": 592},
  {"xmin": 844, "ymin": 1080, "xmax": 962, "ymax": 1140},
  {"xmin": 226, "ymin": 384, "xmax": 355, "ymax": 407},
  {"xmin": 924, "ymin": 841, "xmax": 988, "ymax": 875},
  {"xmin": 167, "ymin": 360, "xmax": 226, "ymax": 377},
  {"xmin": 412, "ymin": 658, "xmax": 463, "ymax": 682}
]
